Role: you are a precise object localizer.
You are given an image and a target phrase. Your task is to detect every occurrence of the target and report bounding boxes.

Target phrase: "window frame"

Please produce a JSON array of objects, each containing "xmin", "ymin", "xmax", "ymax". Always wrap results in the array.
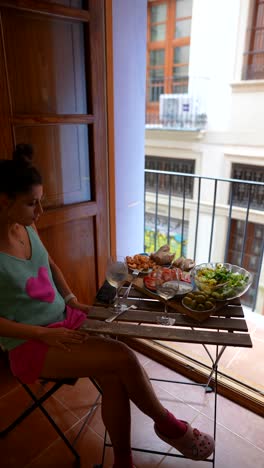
[
  {"xmin": 146, "ymin": 0, "xmax": 192, "ymax": 107},
  {"xmin": 244, "ymin": 0, "xmax": 264, "ymax": 80}
]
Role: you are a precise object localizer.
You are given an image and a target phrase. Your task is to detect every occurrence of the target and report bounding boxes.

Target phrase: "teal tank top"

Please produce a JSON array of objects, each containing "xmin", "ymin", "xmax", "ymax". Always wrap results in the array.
[{"xmin": 0, "ymin": 226, "xmax": 66, "ymax": 350}]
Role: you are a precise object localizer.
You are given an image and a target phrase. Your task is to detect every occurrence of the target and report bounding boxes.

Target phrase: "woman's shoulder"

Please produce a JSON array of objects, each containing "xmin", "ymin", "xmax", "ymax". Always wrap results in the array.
[
  {"xmin": 26, "ymin": 224, "xmax": 49, "ymax": 259},
  {"xmin": 27, "ymin": 224, "xmax": 37, "ymax": 235},
  {"xmin": 26, "ymin": 224, "xmax": 41, "ymax": 244}
]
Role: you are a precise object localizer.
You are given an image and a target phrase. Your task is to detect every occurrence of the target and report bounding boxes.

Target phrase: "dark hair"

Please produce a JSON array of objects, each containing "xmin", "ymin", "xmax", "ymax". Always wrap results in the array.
[{"xmin": 0, "ymin": 144, "xmax": 42, "ymax": 198}]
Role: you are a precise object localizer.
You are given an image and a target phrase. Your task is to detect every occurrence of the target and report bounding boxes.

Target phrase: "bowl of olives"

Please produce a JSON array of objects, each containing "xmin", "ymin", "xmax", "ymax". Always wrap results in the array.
[{"xmin": 182, "ymin": 291, "xmax": 216, "ymax": 314}]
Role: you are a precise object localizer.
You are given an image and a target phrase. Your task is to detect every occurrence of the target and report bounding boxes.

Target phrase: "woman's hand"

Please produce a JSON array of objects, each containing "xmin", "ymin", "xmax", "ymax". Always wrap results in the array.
[
  {"xmin": 38, "ymin": 327, "xmax": 88, "ymax": 352},
  {"xmin": 66, "ymin": 297, "xmax": 91, "ymax": 315}
]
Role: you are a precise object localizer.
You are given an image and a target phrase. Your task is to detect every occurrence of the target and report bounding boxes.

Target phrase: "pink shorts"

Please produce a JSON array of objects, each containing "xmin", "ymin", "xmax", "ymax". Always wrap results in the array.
[{"xmin": 9, "ymin": 306, "xmax": 87, "ymax": 384}]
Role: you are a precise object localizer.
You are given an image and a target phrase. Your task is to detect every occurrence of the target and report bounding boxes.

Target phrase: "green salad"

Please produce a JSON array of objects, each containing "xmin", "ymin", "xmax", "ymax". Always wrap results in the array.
[{"xmin": 195, "ymin": 263, "xmax": 250, "ymax": 300}]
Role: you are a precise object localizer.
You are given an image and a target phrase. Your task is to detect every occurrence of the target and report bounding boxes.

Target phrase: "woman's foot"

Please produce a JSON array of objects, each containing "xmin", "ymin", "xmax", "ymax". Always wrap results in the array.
[{"xmin": 154, "ymin": 421, "xmax": 215, "ymax": 460}]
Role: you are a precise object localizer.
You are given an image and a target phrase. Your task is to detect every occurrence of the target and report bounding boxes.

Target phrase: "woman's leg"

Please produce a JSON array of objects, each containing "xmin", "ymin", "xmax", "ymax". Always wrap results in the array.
[
  {"xmin": 96, "ymin": 374, "xmax": 133, "ymax": 467},
  {"xmin": 41, "ymin": 336, "xmax": 167, "ymax": 422},
  {"xmin": 40, "ymin": 336, "xmax": 214, "ymax": 461}
]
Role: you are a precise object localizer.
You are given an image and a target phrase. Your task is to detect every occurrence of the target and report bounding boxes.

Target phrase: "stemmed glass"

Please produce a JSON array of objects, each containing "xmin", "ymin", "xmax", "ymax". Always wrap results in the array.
[
  {"xmin": 155, "ymin": 269, "xmax": 179, "ymax": 325},
  {"xmin": 106, "ymin": 256, "xmax": 128, "ymax": 312}
]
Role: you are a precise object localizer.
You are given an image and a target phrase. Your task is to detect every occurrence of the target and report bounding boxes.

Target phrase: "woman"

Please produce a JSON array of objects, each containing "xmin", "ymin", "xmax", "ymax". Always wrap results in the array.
[{"xmin": 0, "ymin": 144, "xmax": 214, "ymax": 468}]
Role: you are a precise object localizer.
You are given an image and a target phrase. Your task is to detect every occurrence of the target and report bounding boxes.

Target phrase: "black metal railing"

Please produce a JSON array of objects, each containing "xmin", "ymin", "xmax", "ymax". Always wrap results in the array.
[{"xmin": 144, "ymin": 169, "xmax": 264, "ymax": 311}]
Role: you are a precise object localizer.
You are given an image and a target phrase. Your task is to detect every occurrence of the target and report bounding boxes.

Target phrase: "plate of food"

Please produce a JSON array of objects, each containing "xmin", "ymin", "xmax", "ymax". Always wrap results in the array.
[
  {"xmin": 126, "ymin": 254, "xmax": 157, "ymax": 274},
  {"xmin": 190, "ymin": 262, "xmax": 253, "ymax": 301},
  {"xmin": 143, "ymin": 268, "xmax": 193, "ymax": 297}
]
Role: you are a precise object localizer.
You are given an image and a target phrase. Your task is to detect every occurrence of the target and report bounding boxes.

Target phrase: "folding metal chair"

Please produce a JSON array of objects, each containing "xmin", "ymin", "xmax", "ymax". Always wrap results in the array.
[{"xmin": 0, "ymin": 361, "xmax": 102, "ymax": 468}]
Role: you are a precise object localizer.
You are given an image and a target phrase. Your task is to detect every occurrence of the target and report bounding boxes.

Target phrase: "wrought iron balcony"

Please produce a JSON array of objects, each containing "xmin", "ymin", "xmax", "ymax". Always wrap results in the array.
[{"xmin": 144, "ymin": 169, "xmax": 264, "ymax": 311}]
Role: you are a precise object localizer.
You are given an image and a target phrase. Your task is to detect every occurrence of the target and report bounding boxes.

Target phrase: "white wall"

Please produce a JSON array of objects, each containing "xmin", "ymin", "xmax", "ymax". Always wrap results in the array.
[
  {"xmin": 112, "ymin": 0, "xmax": 147, "ymax": 257},
  {"xmin": 190, "ymin": 0, "xmax": 241, "ymax": 132}
]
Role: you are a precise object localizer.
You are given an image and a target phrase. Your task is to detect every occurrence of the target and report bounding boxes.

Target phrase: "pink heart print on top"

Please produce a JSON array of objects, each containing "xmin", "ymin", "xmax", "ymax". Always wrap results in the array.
[{"xmin": 26, "ymin": 267, "xmax": 55, "ymax": 303}]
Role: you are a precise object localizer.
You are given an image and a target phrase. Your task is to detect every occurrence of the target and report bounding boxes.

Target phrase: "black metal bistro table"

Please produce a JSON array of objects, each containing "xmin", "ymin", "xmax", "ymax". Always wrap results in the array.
[{"xmin": 82, "ymin": 284, "xmax": 252, "ymax": 468}]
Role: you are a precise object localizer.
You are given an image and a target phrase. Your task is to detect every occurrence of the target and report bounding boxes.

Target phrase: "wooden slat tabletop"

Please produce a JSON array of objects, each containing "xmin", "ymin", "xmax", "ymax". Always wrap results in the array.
[
  {"xmin": 89, "ymin": 284, "xmax": 252, "ymax": 348},
  {"xmin": 82, "ymin": 316, "xmax": 252, "ymax": 348},
  {"xmin": 88, "ymin": 307, "xmax": 248, "ymax": 332}
]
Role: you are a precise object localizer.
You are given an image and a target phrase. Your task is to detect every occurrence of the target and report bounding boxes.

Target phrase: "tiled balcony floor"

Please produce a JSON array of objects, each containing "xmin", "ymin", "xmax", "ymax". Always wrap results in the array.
[{"xmin": 0, "ymin": 348, "xmax": 263, "ymax": 468}]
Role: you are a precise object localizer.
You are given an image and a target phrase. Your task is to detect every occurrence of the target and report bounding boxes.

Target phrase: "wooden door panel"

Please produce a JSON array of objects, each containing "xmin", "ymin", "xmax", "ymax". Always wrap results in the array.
[
  {"xmin": 0, "ymin": 28, "xmax": 13, "ymax": 157},
  {"xmin": 39, "ymin": 217, "xmax": 97, "ymax": 303},
  {"xmin": 39, "ymin": 0, "xmax": 84, "ymax": 8},
  {"xmin": 15, "ymin": 124, "xmax": 91, "ymax": 207},
  {"xmin": 0, "ymin": 0, "xmax": 109, "ymax": 301},
  {"xmin": 3, "ymin": 9, "xmax": 87, "ymax": 114}
]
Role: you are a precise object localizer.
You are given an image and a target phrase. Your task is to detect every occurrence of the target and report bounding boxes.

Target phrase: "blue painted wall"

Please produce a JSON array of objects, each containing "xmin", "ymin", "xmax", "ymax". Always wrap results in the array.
[{"xmin": 112, "ymin": 0, "xmax": 147, "ymax": 256}]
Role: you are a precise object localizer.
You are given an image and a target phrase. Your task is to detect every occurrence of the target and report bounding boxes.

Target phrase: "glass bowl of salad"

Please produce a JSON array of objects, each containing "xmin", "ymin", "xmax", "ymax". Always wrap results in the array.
[{"xmin": 190, "ymin": 262, "xmax": 253, "ymax": 301}]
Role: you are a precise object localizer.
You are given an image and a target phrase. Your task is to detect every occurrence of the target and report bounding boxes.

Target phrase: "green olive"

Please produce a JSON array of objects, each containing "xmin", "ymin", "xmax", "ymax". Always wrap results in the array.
[
  {"xmin": 212, "ymin": 292, "xmax": 221, "ymax": 299},
  {"xmin": 187, "ymin": 293, "xmax": 195, "ymax": 299},
  {"xmin": 183, "ymin": 297, "xmax": 192, "ymax": 306},
  {"xmin": 197, "ymin": 303, "xmax": 205, "ymax": 311},
  {"xmin": 205, "ymin": 301, "xmax": 214, "ymax": 310},
  {"xmin": 196, "ymin": 294, "xmax": 206, "ymax": 304}
]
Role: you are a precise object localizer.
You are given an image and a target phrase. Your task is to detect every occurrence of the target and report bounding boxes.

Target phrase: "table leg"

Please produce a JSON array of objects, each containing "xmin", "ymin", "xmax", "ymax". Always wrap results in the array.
[{"xmin": 205, "ymin": 345, "xmax": 226, "ymax": 390}]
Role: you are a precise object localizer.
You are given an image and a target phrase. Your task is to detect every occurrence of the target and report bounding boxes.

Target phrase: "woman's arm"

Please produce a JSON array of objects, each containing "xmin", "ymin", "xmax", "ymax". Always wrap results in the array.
[
  {"xmin": 0, "ymin": 316, "xmax": 45, "ymax": 341},
  {"xmin": 48, "ymin": 255, "xmax": 74, "ymax": 300},
  {"xmin": 48, "ymin": 256, "xmax": 90, "ymax": 314},
  {"xmin": 0, "ymin": 317, "xmax": 88, "ymax": 351},
  {"xmin": 31, "ymin": 223, "xmax": 90, "ymax": 314}
]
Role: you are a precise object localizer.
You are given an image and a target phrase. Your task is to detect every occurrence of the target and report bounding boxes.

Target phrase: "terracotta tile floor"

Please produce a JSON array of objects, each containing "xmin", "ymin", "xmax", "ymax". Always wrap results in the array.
[{"xmin": 0, "ymin": 348, "xmax": 263, "ymax": 468}]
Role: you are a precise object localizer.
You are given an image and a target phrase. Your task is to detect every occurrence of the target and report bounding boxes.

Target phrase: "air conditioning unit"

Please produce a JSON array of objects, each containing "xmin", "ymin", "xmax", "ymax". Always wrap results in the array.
[{"xmin": 159, "ymin": 94, "xmax": 206, "ymax": 129}]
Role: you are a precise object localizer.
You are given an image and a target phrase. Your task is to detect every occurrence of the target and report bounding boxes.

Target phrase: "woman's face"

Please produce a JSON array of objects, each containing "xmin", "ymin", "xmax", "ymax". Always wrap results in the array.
[{"xmin": 6, "ymin": 185, "xmax": 44, "ymax": 226}]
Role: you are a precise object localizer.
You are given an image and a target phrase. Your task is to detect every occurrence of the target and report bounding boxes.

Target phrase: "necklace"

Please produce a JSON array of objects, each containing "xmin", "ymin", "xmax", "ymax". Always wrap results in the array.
[{"xmin": 12, "ymin": 224, "xmax": 26, "ymax": 247}]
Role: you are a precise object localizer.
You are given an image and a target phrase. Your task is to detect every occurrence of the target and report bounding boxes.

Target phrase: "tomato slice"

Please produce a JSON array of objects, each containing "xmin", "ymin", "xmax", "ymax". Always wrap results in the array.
[
  {"xmin": 143, "ymin": 276, "xmax": 156, "ymax": 291},
  {"xmin": 144, "ymin": 267, "xmax": 191, "ymax": 290}
]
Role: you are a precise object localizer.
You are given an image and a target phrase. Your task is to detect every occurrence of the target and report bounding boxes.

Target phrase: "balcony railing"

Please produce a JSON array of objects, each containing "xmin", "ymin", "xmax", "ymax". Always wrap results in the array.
[
  {"xmin": 145, "ymin": 76, "xmax": 208, "ymax": 131},
  {"xmin": 144, "ymin": 169, "xmax": 264, "ymax": 311}
]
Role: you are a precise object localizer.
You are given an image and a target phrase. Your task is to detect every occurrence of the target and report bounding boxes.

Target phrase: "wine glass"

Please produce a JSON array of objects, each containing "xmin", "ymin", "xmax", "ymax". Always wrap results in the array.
[
  {"xmin": 106, "ymin": 256, "xmax": 128, "ymax": 312},
  {"xmin": 155, "ymin": 269, "xmax": 179, "ymax": 325}
]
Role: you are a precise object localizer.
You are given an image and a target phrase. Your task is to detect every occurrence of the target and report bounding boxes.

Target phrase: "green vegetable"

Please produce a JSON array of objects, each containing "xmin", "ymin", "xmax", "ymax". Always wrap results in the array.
[{"xmin": 195, "ymin": 264, "xmax": 250, "ymax": 300}]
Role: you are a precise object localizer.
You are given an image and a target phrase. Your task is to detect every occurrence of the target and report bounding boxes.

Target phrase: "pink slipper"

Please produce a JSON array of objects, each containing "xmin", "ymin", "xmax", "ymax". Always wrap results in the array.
[{"xmin": 154, "ymin": 421, "xmax": 215, "ymax": 460}]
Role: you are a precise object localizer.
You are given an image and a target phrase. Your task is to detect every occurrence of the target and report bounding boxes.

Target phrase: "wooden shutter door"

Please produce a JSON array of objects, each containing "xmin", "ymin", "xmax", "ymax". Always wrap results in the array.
[{"xmin": 0, "ymin": 0, "xmax": 109, "ymax": 303}]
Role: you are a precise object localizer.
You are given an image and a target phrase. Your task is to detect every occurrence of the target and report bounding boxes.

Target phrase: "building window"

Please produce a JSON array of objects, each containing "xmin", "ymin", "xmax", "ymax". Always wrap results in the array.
[
  {"xmin": 145, "ymin": 156, "xmax": 195, "ymax": 197},
  {"xmin": 244, "ymin": 0, "xmax": 264, "ymax": 80},
  {"xmin": 227, "ymin": 220, "xmax": 264, "ymax": 308},
  {"xmin": 231, "ymin": 163, "xmax": 264, "ymax": 210},
  {"xmin": 146, "ymin": 0, "xmax": 193, "ymax": 108}
]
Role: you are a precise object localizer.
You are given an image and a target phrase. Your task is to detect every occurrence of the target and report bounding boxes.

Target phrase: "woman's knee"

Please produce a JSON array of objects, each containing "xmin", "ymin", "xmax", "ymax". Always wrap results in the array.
[{"xmin": 110, "ymin": 340, "xmax": 140, "ymax": 371}]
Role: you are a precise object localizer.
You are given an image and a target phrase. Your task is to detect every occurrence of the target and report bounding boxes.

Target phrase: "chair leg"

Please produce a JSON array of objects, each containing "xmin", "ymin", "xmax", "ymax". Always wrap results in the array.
[
  {"xmin": 1, "ymin": 377, "xmax": 102, "ymax": 466},
  {"xmin": 0, "ymin": 399, "xmax": 40, "ymax": 437},
  {"xmin": 0, "ymin": 381, "xmax": 63, "ymax": 437},
  {"xmin": 21, "ymin": 382, "xmax": 81, "ymax": 464},
  {"xmin": 72, "ymin": 392, "xmax": 101, "ymax": 446}
]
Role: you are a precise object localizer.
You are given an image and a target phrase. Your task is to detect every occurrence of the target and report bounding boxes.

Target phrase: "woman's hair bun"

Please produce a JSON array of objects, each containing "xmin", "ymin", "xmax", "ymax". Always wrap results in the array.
[{"xmin": 13, "ymin": 143, "xmax": 33, "ymax": 166}]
